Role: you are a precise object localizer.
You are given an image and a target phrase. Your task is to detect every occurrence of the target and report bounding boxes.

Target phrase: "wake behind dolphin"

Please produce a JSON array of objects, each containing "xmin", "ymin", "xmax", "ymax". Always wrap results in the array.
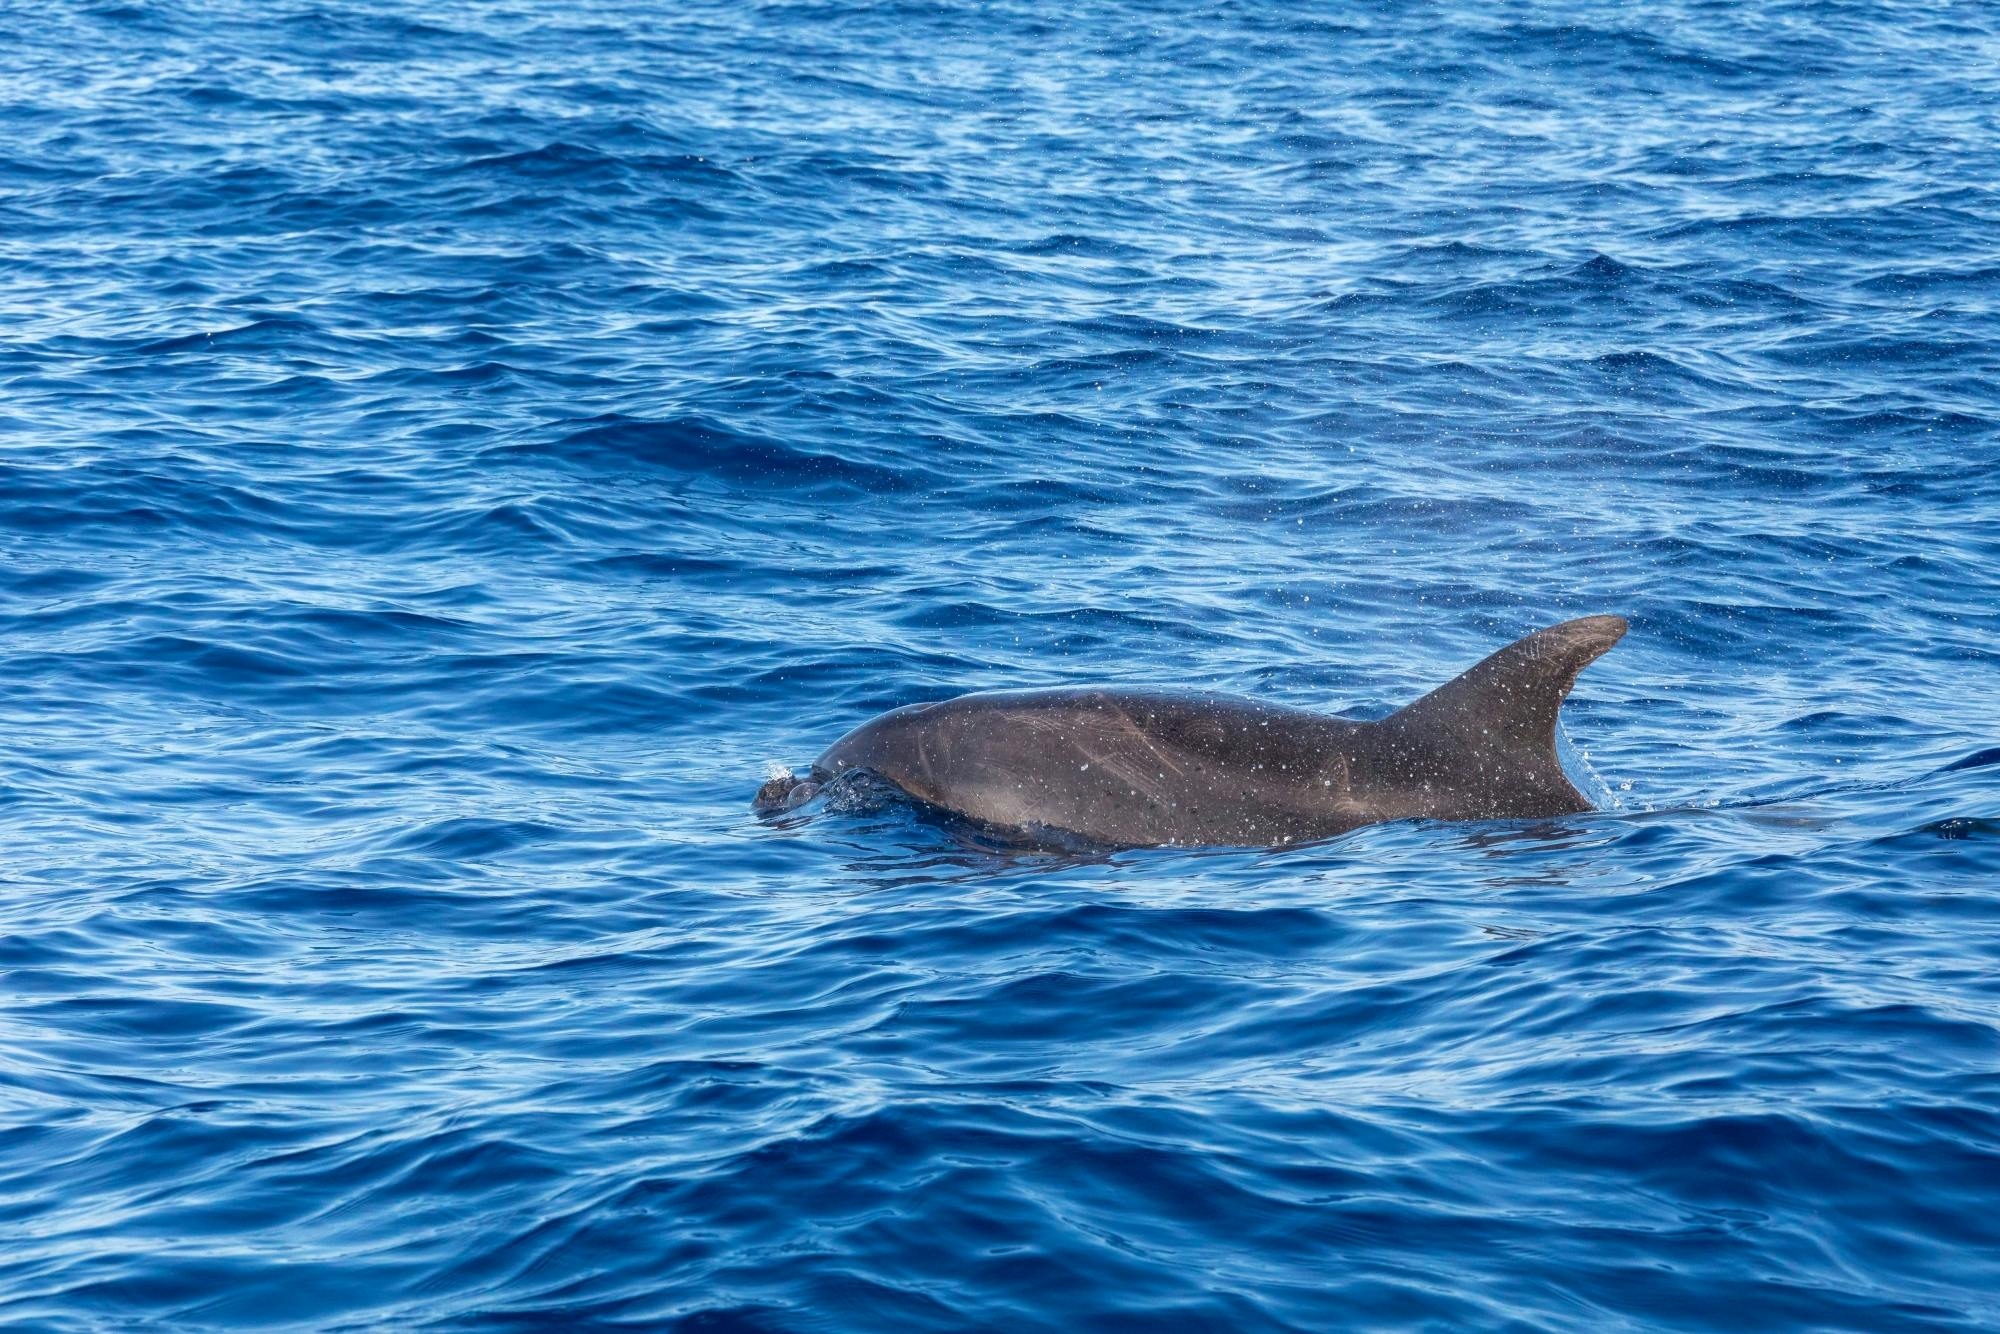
[{"xmin": 758, "ymin": 615, "xmax": 1628, "ymax": 848}]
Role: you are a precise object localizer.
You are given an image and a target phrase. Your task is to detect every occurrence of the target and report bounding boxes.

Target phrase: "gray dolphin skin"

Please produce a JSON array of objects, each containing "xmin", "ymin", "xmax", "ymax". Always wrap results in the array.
[{"xmin": 759, "ymin": 615, "xmax": 1627, "ymax": 848}]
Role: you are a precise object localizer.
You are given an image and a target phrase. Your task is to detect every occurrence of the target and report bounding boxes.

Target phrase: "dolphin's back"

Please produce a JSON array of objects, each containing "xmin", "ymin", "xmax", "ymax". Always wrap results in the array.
[
  {"xmin": 801, "ymin": 616, "xmax": 1628, "ymax": 848},
  {"xmin": 815, "ymin": 689, "xmax": 1373, "ymax": 846}
]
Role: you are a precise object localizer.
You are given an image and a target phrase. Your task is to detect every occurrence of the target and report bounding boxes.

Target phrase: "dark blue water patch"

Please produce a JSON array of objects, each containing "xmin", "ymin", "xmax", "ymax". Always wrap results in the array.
[
  {"xmin": 489, "ymin": 414, "xmax": 925, "ymax": 496},
  {"xmin": 5, "ymin": 0, "xmax": 2000, "ymax": 1329},
  {"xmin": 1940, "ymin": 747, "xmax": 2000, "ymax": 775}
]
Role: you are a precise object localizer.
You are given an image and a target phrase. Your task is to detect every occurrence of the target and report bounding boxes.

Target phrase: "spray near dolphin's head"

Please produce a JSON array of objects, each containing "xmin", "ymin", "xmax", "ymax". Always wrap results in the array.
[{"xmin": 752, "ymin": 763, "xmax": 822, "ymax": 814}]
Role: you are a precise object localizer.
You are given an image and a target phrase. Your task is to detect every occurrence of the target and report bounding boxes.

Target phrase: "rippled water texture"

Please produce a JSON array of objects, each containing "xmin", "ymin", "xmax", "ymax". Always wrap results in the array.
[{"xmin": 5, "ymin": 2, "xmax": 2000, "ymax": 1328}]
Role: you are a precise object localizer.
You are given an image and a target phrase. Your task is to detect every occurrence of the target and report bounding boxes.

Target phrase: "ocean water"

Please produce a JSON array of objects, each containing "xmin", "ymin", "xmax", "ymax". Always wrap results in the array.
[{"xmin": 4, "ymin": 0, "xmax": 1999, "ymax": 1328}]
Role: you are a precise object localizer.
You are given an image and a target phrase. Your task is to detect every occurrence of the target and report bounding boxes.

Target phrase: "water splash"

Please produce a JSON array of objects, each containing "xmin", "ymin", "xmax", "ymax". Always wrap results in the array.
[{"xmin": 1557, "ymin": 716, "xmax": 1621, "ymax": 811}]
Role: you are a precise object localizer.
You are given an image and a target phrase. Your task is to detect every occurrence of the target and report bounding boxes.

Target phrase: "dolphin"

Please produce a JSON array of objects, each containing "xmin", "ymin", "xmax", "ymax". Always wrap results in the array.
[{"xmin": 756, "ymin": 615, "xmax": 1627, "ymax": 848}]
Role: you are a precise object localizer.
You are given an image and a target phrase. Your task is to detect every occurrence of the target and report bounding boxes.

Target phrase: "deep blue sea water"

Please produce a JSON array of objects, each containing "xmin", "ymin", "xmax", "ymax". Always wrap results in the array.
[{"xmin": 4, "ymin": 1, "xmax": 2000, "ymax": 1328}]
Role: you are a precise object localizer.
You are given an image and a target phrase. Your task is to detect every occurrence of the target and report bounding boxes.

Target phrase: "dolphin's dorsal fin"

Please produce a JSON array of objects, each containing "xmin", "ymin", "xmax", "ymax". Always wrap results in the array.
[{"xmin": 1389, "ymin": 615, "xmax": 1627, "ymax": 777}]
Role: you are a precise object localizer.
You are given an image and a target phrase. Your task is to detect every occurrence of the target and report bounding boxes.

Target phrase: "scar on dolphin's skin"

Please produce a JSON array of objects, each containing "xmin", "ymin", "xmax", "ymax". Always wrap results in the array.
[{"xmin": 758, "ymin": 615, "xmax": 1627, "ymax": 849}]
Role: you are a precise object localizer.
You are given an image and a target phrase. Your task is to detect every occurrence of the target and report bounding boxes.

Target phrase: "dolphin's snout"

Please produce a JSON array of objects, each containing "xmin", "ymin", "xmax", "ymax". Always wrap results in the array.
[{"xmin": 753, "ymin": 770, "xmax": 821, "ymax": 814}]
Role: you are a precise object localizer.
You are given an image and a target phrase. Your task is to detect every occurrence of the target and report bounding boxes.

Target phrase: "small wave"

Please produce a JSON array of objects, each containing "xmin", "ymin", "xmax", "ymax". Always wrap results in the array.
[
  {"xmin": 490, "ymin": 415, "xmax": 917, "ymax": 493},
  {"xmin": 1940, "ymin": 747, "xmax": 2000, "ymax": 774}
]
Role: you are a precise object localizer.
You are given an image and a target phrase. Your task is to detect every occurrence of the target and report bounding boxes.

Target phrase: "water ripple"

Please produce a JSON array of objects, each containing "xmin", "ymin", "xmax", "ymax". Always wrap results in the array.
[{"xmin": 2, "ymin": 0, "xmax": 1998, "ymax": 1329}]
